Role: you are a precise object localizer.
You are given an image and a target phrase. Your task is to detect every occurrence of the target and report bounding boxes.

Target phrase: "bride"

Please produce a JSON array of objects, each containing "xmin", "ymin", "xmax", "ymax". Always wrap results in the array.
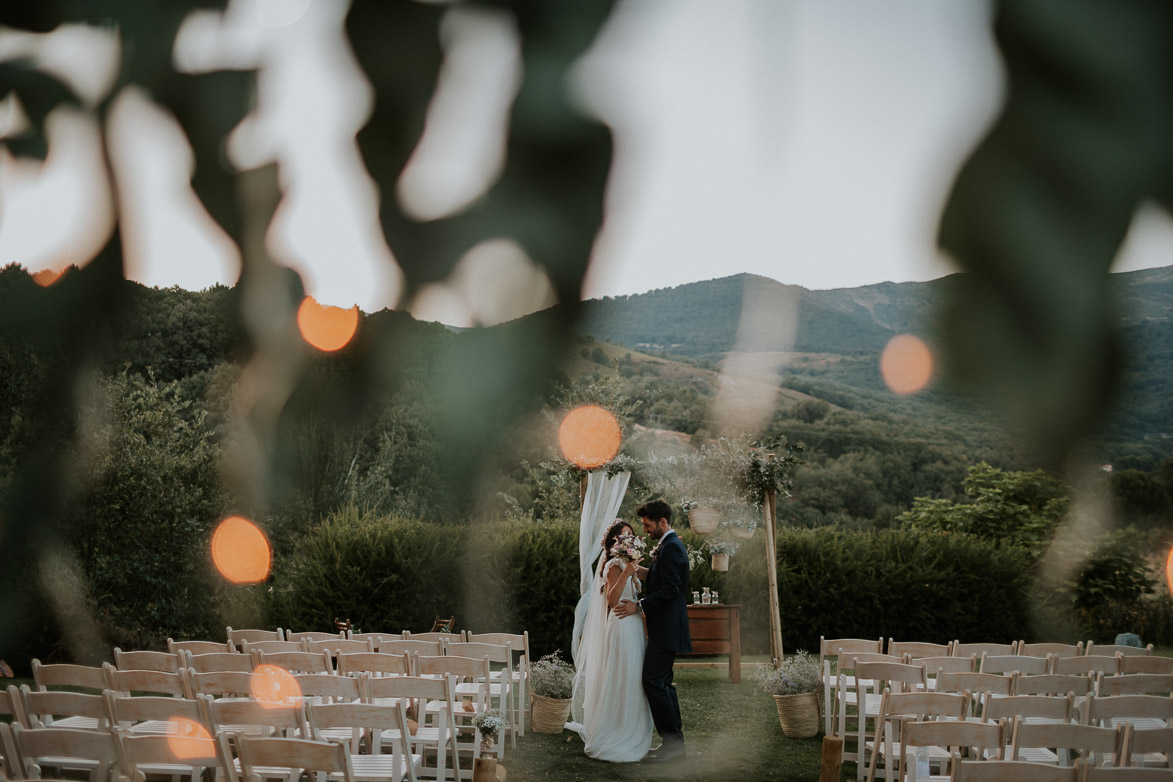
[{"xmin": 570, "ymin": 518, "xmax": 654, "ymax": 762}]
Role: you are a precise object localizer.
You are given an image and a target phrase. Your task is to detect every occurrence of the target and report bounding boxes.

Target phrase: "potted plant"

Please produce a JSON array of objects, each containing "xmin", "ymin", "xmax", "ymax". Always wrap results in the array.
[
  {"xmin": 751, "ymin": 651, "xmax": 821, "ymax": 738},
  {"xmin": 472, "ymin": 709, "xmax": 504, "ymax": 753},
  {"xmin": 528, "ymin": 651, "xmax": 575, "ymax": 733},
  {"xmin": 706, "ymin": 538, "xmax": 738, "ymax": 572}
]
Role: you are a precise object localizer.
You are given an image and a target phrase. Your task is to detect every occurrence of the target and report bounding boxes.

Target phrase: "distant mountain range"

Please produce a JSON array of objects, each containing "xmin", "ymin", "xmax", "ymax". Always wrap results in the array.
[{"xmin": 570, "ymin": 266, "xmax": 1173, "ymax": 359}]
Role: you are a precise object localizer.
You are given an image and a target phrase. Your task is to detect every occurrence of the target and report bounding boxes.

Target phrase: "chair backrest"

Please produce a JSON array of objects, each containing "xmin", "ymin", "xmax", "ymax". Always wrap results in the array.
[
  {"xmin": 953, "ymin": 759, "xmax": 1080, "ymax": 782},
  {"xmin": 1087, "ymin": 643, "xmax": 1154, "ymax": 657},
  {"xmin": 250, "ymin": 650, "xmax": 333, "ymax": 675},
  {"xmin": 113, "ymin": 649, "xmax": 183, "ymax": 673},
  {"xmin": 236, "ymin": 736, "xmax": 355, "ymax": 782},
  {"xmin": 0, "ymin": 722, "xmax": 20, "ymax": 779},
  {"xmin": 115, "ymin": 729, "xmax": 221, "ymax": 782},
  {"xmin": 285, "ymin": 631, "xmax": 347, "ymax": 643},
  {"xmin": 854, "ymin": 661, "xmax": 927, "ymax": 693},
  {"xmin": 1010, "ymin": 720, "xmax": 1123, "ymax": 766},
  {"xmin": 183, "ymin": 651, "xmax": 255, "ymax": 674},
  {"xmin": 404, "ymin": 631, "xmax": 466, "ymax": 643},
  {"xmin": 184, "ymin": 670, "xmax": 255, "ymax": 699},
  {"xmin": 1121, "ymin": 725, "xmax": 1173, "ymax": 769},
  {"xmin": 198, "ymin": 694, "xmax": 307, "ymax": 736},
  {"xmin": 876, "ymin": 690, "xmax": 969, "ymax": 721},
  {"xmin": 19, "ymin": 686, "xmax": 109, "ymax": 729},
  {"xmin": 346, "ymin": 632, "xmax": 402, "ymax": 649},
  {"xmin": 380, "ymin": 640, "xmax": 444, "ymax": 658},
  {"xmin": 31, "ymin": 659, "xmax": 107, "ymax": 691},
  {"xmin": 226, "ymin": 627, "xmax": 284, "ymax": 646},
  {"xmin": 1014, "ymin": 673, "xmax": 1094, "ymax": 697},
  {"xmin": 886, "ymin": 640, "xmax": 950, "ymax": 660},
  {"xmin": 902, "ymin": 718, "xmax": 1004, "ymax": 758},
  {"xmin": 936, "ymin": 672, "xmax": 1014, "ymax": 697},
  {"xmin": 981, "ymin": 653, "xmax": 1051, "ymax": 676},
  {"xmin": 445, "ymin": 641, "xmax": 512, "ymax": 665},
  {"xmin": 167, "ymin": 639, "xmax": 233, "ymax": 655},
  {"xmin": 293, "ymin": 673, "xmax": 362, "ymax": 704},
  {"xmin": 919, "ymin": 655, "xmax": 976, "ymax": 677},
  {"xmin": 1085, "ymin": 768, "xmax": 1173, "ymax": 781},
  {"xmin": 104, "ymin": 665, "xmax": 189, "ymax": 698},
  {"xmin": 1123, "ymin": 657, "xmax": 1173, "ymax": 675},
  {"xmin": 1086, "ymin": 695, "xmax": 1173, "ymax": 728},
  {"xmin": 982, "ymin": 693, "xmax": 1074, "ymax": 724},
  {"xmin": 9, "ymin": 724, "xmax": 122, "ymax": 782},
  {"xmin": 302, "ymin": 638, "xmax": 375, "ymax": 657},
  {"xmin": 1019, "ymin": 642, "xmax": 1084, "ymax": 658},
  {"xmin": 362, "ymin": 674, "xmax": 459, "ymax": 777},
  {"xmin": 1097, "ymin": 673, "xmax": 1173, "ymax": 697},
  {"xmin": 953, "ymin": 641, "xmax": 1018, "ymax": 658},
  {"xmin": 239, "ymin": 640, "xmax": 303, "ymax": 655},
  {"xmin": 414, "ymin": 654, "xmax": 491, "ymax": 701},
  {"xmin": 466, "ymin": 632, "xmax": 530, "ymax": 668},
  {"xmin": 1056, "ymin": 655, "xmax": 1124, "ymax": 676},
  {"xmin": 337, "ymin": 652, "xmax": 411, "ymax": 678}
]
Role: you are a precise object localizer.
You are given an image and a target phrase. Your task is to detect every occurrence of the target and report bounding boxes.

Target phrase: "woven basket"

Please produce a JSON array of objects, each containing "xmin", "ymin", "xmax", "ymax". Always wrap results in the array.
[
  {"xmin": 688, "ymin": 508, "xmax": 720, "ymax": 535},
  {"xmin": 773, "ymin": 692, "xmax": 819, "ymax": 738},
  {"xmin": 711, "ymin": 553, "xmax": 729, "ymax": 572},
  {"xmin": 530, "ymin": 693, "xmax": 572, "ymax": 734}
]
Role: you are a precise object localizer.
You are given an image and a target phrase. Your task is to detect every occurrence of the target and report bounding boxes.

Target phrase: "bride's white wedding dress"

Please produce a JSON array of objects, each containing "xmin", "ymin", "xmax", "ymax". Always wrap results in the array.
[{"xmin": 569, "ymin": 557, "xmax": 654, "ymax": 762}]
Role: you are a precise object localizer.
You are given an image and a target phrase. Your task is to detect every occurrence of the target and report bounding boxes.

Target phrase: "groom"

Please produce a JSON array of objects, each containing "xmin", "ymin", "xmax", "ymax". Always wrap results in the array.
[{"xmin": 615, "ymin": 498, "xmax": 691, "ymax": 763}]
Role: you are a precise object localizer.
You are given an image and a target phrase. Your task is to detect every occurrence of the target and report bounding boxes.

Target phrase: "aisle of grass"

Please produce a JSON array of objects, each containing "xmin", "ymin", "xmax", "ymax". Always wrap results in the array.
[{"xmin": 506, "ymin": 665, "xmax": 850, "ymax": 782}]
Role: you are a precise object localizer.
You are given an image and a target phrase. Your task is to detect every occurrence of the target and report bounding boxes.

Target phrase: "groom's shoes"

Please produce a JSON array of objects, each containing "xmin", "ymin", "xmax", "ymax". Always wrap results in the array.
[{"xmin": 643, "ymin": 743, "xmax": 685, "ymax": 764}]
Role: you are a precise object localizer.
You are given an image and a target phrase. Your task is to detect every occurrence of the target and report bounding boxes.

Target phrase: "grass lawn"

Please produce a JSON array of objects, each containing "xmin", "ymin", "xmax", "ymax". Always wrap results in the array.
[{"xmin": 506, "ymin": 661, "xmax": 851, "ymax": 782}]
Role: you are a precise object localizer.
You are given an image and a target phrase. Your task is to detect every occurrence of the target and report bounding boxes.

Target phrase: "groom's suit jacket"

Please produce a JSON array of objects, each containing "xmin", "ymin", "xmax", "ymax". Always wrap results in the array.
[{"xmin": 642, "ymin": 530, "xmax": 692, "ymax": 653}]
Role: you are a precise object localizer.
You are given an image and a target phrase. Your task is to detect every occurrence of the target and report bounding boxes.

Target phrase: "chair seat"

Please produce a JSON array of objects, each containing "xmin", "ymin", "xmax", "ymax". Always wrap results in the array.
[
  {"xmin": 127, "ymin": 719, "xmax": 176, "ymax": 735},
  {"xmin": 345, "ymin": 752, "xmax": 423, "ymax": 782},
  {"xmin": 48, "ymin": 716, "xmax": 99, "ymax": 730}
]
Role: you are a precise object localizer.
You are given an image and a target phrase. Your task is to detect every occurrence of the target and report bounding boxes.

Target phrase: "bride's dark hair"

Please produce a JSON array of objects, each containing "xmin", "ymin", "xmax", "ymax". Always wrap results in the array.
[{"xmin": 601, "ymin": 518, "xmax": 633, "ymax": 558}]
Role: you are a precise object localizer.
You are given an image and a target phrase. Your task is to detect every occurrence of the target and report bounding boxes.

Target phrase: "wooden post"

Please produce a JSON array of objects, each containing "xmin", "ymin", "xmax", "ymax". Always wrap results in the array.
[
  {"xmin": 473, "ymin": 757, "xmax": 506, "ymax": 782},
  {"xmin": 819, "ymin": 736, "xmax": 843, "ymax": 782},
  {"xmin": 764, "ymin": 454, "xmax": 784, "ymax": 665}
]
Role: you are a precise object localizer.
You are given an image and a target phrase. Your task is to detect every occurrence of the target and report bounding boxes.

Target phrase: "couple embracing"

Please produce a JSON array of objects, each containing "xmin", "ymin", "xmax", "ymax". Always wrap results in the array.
[{"xmin": 571, "ymin": 499, "xmax": 691, "ymax": 764}]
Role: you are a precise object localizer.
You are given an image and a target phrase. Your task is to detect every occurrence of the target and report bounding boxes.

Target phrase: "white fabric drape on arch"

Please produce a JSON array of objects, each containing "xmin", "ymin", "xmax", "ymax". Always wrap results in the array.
[{"xmin": 566, "ymin": 469, "xmax": 630, "ymax": 732}]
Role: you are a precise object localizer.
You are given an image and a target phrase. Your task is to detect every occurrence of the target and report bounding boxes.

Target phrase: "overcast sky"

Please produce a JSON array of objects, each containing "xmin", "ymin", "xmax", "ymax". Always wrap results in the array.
[{"xmin": 1, "ymin": 0, "xmax": 1170, "ymax": 322}]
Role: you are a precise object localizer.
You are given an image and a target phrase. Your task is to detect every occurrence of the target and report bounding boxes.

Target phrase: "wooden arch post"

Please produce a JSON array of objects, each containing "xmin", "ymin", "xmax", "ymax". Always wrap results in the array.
[{"xmin": 764, "ymin": 454, "xmax": 784, "ymax": 665}]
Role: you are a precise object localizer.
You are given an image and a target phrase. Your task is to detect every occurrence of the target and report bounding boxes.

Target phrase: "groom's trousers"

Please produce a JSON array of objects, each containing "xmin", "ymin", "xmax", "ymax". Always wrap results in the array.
[{"xmin": 643, "ymin": 644, "xmax": 684, "ymax": 746}]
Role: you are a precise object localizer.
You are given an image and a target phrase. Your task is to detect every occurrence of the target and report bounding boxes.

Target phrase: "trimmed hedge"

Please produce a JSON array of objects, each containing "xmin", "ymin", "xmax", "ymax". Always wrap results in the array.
[{"xmin": 271, "ymin": 508, "xmax": 1039, "ymax": 657}]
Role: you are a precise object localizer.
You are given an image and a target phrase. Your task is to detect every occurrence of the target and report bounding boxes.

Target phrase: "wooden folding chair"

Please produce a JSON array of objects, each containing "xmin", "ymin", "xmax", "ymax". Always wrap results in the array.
[
  {"xmin": 936, "ymin": 672, "xmax": 1014, "ymax": 718},
  {"xmin": 1125, "ymin": 659, "xmax": 1173, "ymax": 676},
  {"xmin": 415, "ymin": 655, "xmax": 495, "ymax": 763},
  {"xmin": 286, "ymin": 631, "xmax": 348, "ymax": 644},
  {"xmin": 1010, "ymin": 718, "xmax": 1123, "ymax": 767},
  {"xmin": 236, "ymin": 735, "xmax": 356, "ymax": 782},
  {"xmin": 365, "ymin": 675, "xmax": 462, "ymax": 782},
  {"xmin": 1, "ymin": 684, "xmax": 28, "ymax": 728},
  {"xmin": 115, "ymin": 728, "xmax": 222, "ymax": 782},
  {"xmin": 186, "ymin": 670, "xmax": 256, "ymax": 700},
  {"xmin": 919, "ymin": 656, "xmax": 977, "ymax": 691},
  {"xmin": 444, "ymin": 643, "xmax": 515, "ymax": 749},
  {"xmin": 0, "ymin": 723, "xmax": 21, "ymax": 779},
  {"xmin": 1015, "ymin": 674, "xmax": 1094, "ymax": 698},
  {"xmin": 19, "ymin": 686, "xmax": 109, "ymax": 731},
  {"xmin": 832, "ymin": 651, "xmax": 903, "ymax": 767},
  {"xmin": 983, "ymin": 693, "xmax": 1075, "ymax": 725},
  {"xmin": 1085, "ymin": 695, "xmax": 1173, "ymax": 733},
  {"xmin": 337, "ymin": 653, "xmax": 412, "ymax": 679},
  {"xmin": 251, "ymin": 650, "xmax": 334, "ymax": 675},
  {"xmin": 862, "ymin": 690, "xmax": 968, "ymax": 782},
  {"xmin": 404, "ymin": 633, "xmax": 466, "ymax": 644},
  {"xmin": 199, "ymin": 694, "xmax": 308, "ymax": 740},
  {"xmin": 1084, "ymin": 768, "xmax": 1173, "ymax": 781},
  {"xmin": 103, "ymin": 690, "xmax": 206, "ymax": 737},
  {"xmin": 304, "ymin": 639, "xmax": 377, "ymax": 665},
  {"xmin": 113, "ymin": 649, "xmax": 183, "ymax": 673},
  {"xmin": 381, "ymin": 641, "xmax": 444, "ymax": 662},
  {"xmin": 465, "ymin": 632, "xmax": 530, "ymax": 738},
  {"xmin": 888, "ymin": 640, "xmax": 950, "ymax": 661},
  {"xmin": 104, "ymin": 665, "xmax": 190, "ymax": 698},
  {"xmin": 348, "ymin": 633, "xmax": 405, "ymax": 651},
  {"xmin": 897, "ymin": 719, "xmax": 1004, "ymax": 781},
  {"xmin": 240, "ymin": 640, "xmax": 304, "ymax": 655},
  {"xmin": 9, "ymin": 724, "xmax": 122, "ymax": 782},
  {"xmin": 305, "ymin": 701, "xmax": 422, "ymax": 782},
  {"xmin": 819, "ymin": 637, "xmax": 884, "ymax": 741},
  {"xmin": 168, "ymin": 639, "xmax": 234, "ymax": 655}
]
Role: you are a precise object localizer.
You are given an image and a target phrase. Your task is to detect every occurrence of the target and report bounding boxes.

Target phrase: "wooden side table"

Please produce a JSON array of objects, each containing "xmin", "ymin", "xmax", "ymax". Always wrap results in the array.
[{"xmin": 677, "ymin": 603, "xmax": 742, "ymax": 683}]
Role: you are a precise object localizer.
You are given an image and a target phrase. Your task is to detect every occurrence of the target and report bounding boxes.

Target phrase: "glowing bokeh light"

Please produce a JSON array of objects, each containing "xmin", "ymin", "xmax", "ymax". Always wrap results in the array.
[
  {"xmin": 166, "ymin": 717, "xmax": 215, "ymax": 760},
  {"xmin": 297, "ymin": 296, "xmax": 359, "ymax": 352},
  {"xmin": 880, "ymin": 334, "xmax": 933, "ymax": 394},
  {"xmin": 32, "ymin": 268, "xmax": 64, "ymax": 287},
  {"xmin": 558, "ymin": 405, "xmax": 621, "ymax": 469},
  {"xmin": 211, "ymin": 516, "xmax": 271, "ymax": 584},
  {"xmin": 251, "ymin": 664, "xmax": 302, "ymax": 709}
]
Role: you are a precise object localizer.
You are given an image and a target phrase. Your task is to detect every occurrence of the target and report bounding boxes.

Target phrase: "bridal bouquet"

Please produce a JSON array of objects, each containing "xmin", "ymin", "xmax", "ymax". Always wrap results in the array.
[{"xmin": 609, "ymin": 532, "xmax": 647, "ymax": 563}]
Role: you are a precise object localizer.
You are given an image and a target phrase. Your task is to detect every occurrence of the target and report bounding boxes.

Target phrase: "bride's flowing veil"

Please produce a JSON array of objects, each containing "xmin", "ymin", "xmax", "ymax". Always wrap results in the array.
[{"xmin": 566, "ymin": 469, "xmax": 630, "ymax": 734}]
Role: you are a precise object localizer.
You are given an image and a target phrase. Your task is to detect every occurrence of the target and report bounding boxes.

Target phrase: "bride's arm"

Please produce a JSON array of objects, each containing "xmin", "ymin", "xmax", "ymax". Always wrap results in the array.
[
  {"xmin": 605, "ymin": 561, "xmax": 637, "ymax": 609},
  {"xmin": 634, "ymin": 565, "xmax": 649, "ymax": 580}
]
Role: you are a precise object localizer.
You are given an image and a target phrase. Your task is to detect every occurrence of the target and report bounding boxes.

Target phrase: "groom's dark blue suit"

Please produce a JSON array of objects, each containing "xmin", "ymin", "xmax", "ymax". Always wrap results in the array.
[{"xmin": 639, "ymin": 529, "xmax": 691, "ymax": 750}]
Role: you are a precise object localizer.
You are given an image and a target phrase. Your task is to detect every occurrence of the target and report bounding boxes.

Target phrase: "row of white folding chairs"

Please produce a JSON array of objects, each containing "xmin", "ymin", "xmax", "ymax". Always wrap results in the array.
[{"xmin": 822, "ymin": 638, "xmax": 1157, "ymax": 666}]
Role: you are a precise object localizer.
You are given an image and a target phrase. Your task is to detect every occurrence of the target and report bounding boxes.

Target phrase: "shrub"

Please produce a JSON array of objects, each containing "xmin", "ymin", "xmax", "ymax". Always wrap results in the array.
[{"xmin": 529, "ymin": 651, "xmax": 575, "ymax": 699}]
